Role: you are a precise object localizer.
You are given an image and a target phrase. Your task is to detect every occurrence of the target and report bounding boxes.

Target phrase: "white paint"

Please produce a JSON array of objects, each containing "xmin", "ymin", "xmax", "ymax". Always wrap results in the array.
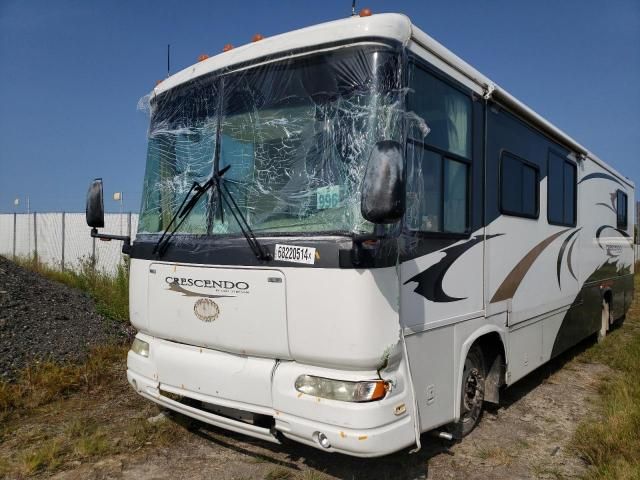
[{"xmin": 147, "ymin": 262, "xmax": 289, "ymax": 358}]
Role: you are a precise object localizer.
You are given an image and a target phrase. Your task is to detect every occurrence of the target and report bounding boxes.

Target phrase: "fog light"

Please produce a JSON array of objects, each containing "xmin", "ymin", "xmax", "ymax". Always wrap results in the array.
[
  {"xmin": 131, "ymin": 338, "xmax": 149, "ymax": 357},
  {"xmin": 314, "ymin": 431, "xmax": 331, "ymax": 449}
]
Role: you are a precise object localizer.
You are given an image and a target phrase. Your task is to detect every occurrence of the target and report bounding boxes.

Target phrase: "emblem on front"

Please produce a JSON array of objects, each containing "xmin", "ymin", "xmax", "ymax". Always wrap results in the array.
[{"xmin": 193, "ymin": 298, "xmax": 220, "ymax": 322}]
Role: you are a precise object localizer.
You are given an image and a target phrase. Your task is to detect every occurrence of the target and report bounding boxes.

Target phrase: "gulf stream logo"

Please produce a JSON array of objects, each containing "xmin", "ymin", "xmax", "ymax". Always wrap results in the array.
[{"xmin": 193, "ymin": 298, "xmax": 220, "ymax": 322}]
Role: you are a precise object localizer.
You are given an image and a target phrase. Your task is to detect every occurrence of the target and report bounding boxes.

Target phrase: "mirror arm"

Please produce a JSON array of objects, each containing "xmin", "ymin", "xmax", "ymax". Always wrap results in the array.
[
  {"xmin": 90, "ymin": 228, "xmax": 132, "ymax": 255},
  {"xmin": 350, "ymin": 228, "xmax": 384, "ymax": 266}
]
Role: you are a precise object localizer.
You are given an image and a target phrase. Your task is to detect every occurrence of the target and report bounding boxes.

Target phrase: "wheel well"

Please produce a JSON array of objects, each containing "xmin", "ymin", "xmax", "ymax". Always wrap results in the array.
[{"xmin": 473, "ymin": 332, "xmax": 506, "ymax": 405}]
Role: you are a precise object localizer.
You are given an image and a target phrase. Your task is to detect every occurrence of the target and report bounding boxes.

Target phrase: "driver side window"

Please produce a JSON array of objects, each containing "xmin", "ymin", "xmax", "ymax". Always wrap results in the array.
[{"xmin": 405, "ymin": 63, "xmax": 471, "ymax": 235}]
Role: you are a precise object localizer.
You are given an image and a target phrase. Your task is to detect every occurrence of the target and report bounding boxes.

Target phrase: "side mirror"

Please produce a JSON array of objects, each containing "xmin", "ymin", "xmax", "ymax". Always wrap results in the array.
[
  {"xmin": 361, "ymin": 140, "xmax": 405, "ymax": 224},
  {"xmin": 86, "ymin": 178, "xmax": 105, "ymax": 228}
]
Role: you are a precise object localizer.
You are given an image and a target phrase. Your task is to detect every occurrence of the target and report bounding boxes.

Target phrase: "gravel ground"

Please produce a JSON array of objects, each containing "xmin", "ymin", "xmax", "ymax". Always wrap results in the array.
[{"xmin": 0, "ymin": 255, "xmax": 127, "ymax": 381}]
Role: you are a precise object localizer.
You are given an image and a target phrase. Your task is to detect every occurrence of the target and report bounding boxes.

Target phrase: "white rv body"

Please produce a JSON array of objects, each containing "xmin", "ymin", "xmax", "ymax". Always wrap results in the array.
[{"xmin": 124, "ymin": 13, "xmax": 635, "ymax": 457}]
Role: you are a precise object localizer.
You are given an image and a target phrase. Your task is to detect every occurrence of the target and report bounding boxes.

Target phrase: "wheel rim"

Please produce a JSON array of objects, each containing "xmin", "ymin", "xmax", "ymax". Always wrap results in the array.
[{"xmin": 462, "ymin": 366, "xmax": 484, "ymax": 423}]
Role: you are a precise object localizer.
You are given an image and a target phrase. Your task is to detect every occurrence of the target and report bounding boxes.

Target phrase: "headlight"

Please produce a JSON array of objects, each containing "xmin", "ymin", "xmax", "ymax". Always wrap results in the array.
[
  {"xmin": 131, "ymin": 338, "xmax": 149, "ymax": 357},
  {"xmin": 295, "ymin": 375, "xmax": 388, "ymax": 402}
]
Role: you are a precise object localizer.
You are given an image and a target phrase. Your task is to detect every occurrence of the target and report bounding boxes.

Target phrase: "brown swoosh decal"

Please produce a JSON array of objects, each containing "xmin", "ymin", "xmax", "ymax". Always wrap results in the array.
[
  {"xmin": 491, "ymin": 228, "xmax": 571, "ymax": 303},
  {"xmin": 167, "ymin": 282, "xmax": 235, "ymax": 298}
]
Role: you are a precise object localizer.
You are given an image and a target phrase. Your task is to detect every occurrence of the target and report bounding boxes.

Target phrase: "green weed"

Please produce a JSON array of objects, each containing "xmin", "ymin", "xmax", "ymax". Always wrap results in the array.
[{"xmin": 15, "ymin": 255, "xmax": 129, "ymax": 322}]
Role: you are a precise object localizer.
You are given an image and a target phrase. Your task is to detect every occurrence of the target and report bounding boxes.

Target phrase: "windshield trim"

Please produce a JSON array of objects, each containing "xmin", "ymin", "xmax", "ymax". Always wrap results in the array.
[
  {"xmin": 149, "ymin": 37, "xmax": 404, "ymax": 109},
  {"xmin": 152, "ymin": 37, "xmax": 402, "ymax": 101},
  {"xmin": 136, "ymin": 229, "xmax": 359, "ymax": 241}
]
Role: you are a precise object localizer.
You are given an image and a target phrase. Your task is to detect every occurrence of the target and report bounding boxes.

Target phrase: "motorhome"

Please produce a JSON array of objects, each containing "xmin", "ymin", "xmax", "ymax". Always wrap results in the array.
[{"xmin": 86, "ymin": 11, "xmax": 635, "ymax": 457}]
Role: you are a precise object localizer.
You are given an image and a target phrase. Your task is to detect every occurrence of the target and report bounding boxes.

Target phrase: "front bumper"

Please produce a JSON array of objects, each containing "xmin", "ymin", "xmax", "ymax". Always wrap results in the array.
[{"xmin": 127, "ymin": 334, "xmax": 416, "ymax": 457}]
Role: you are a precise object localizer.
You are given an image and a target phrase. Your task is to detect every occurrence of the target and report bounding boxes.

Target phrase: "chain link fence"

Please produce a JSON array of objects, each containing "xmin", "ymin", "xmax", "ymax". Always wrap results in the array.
[{"xmin": 0, "ymin": 213, "xmax": 138, "ymax": 276}]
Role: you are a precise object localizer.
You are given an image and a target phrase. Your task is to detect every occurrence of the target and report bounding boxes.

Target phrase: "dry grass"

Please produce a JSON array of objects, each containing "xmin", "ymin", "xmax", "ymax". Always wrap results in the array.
[
  {"xmin": 297, "ymin": 472, "xmax": 330, "ymax": 480},
  {"xmin": 571, "ymin": 275, "xmax": 640, "ymax": 479},
  {"xmin": 474, "ymin": 445, "xmax": 513, "ymax": 466},
  {"xmin": 0, "ymin": 257, "xmax": 185, "ymax": 477},
  {"xmin": 0, "ymin": 344, "xmax": 127, "ymax": 418},
  {"xmin": 264, "ymin": 467, "xmax": 294, "ymax": 480},
  {"xmin": 0, "ymin": 343, "xmax": 186, "ymax": 477}
]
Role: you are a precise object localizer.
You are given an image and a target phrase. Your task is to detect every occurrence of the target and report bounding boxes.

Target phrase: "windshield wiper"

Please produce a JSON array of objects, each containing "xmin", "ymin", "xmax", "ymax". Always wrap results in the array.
[
  {"xmin": 152, "ymin": 166, "xmax": 229, "ymax": 257},
  {"xmin": 217, "ymin": 178, "xmax": 272, "ymax": 261},
  {"xmin": 152, "ymin": 164, "xmax": 271, "ymax": 261}
]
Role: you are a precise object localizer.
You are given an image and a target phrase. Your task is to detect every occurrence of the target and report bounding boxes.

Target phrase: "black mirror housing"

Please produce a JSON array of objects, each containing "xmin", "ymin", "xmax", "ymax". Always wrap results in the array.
[
  {"xmin": 86, "ymin": 178, "xmax": 105, "ymax": 228},
  {"xmin": 361, "ymin": 140, "xmax": 405, "ymax": 224}
]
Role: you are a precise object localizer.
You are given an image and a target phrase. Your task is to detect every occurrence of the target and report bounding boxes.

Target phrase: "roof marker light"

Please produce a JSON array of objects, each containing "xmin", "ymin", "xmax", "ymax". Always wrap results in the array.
[
  {"xmin": 197, "ymin": 54, "xmax": 209, "ymax": 62},
  {"xmin": 222, "ymin": 43, "xmax": 234, "ymax": 52},
  {"xmin": 359, "ymin": 7, "xmax": 372, "ymax": 17},
  {"xmin": 252, "ymin": 33, "xmax": 264, "ymax": 42}
]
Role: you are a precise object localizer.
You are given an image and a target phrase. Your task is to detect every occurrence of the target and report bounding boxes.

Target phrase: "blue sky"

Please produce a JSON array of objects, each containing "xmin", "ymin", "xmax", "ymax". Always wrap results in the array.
[{"xmin": 0, "ymin": 0, "xmax": 639, "ymax": 213}]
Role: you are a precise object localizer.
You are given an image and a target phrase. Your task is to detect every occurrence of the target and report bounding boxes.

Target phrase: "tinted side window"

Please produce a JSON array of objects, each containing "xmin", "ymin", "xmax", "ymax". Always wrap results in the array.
[
  {"xmin": 547, "ymin": 152, "xmax": 577, "ymax": 226},
  {"xmin": 500, "ymin": 152, "xmax": 539, "ymax": 218},
  {"xmin": 563, "ymin": 162, "xmax": 576, "ymax": 224},
  {"xmin": 405, "ymin": 63, "xmax": 471, "ymax": 236},
  {"xmin": 443, "ymin": 159, "xmax": 468, "ymax": 233},
  {"xmin": 406, "ymin": 142, "xmax": 469, "ymax": 234},
  {"xmin": 407, "ymin": 65, "xmax": 472, "ymax": 158},
  {"xmin": 617, "ymin": 190, "xmax": 628, "ymax": 229}
]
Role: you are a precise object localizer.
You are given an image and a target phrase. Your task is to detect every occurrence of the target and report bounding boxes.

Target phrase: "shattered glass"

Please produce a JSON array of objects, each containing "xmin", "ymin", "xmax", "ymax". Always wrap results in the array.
[{"xmin": 138, "ymin": 43, "xmax": 428, "ymax": 238}]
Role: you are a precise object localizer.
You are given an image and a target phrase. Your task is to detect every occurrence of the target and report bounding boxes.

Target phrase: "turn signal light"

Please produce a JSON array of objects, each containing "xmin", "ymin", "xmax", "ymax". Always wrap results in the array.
[
  {"xmin": 252, "ymin": 33, "xmax": 264, "ymax": 42},
  {"xmin": 222, "ymin": 43, "xmax": 234, "ymax": 52},
  {"xmin": 359, "ymin": 7, "xmax": 372, "ymax": 17},
  {"xmin": 198, "ymin": 54, "xmax": 209, "ymax": 62}
]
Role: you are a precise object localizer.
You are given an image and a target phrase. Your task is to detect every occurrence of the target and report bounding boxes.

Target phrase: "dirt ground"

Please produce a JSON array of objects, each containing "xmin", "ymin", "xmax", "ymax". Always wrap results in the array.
[{"xmin": 39, "ymin": 341, "xmax": 604, "ymax": 480}]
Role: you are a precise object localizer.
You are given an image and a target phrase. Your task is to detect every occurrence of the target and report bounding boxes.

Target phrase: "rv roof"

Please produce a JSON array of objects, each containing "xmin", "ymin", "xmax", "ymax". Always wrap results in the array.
[{"xmin": 151, "ymin": 13, "xmax": 632, "ymax": 188}]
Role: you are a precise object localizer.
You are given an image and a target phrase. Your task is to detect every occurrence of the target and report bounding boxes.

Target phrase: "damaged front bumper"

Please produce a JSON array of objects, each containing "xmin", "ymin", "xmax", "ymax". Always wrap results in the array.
[{"xmin": 127, "ymin": 333, "xmax": 416, "ymax": 457}]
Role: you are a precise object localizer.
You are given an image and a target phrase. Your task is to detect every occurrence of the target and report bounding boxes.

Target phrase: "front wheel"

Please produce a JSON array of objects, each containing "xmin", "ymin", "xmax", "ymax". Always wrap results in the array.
[{"xmin": 453, "ymin": 344, "xmax": 486, "ymax": 438}]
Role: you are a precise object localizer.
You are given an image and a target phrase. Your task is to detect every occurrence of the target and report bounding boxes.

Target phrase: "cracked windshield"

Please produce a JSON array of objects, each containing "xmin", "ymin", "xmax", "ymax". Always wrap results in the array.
[{"xmin": 138, "ymin": 45, "xmax": 404, "ymax": 237}]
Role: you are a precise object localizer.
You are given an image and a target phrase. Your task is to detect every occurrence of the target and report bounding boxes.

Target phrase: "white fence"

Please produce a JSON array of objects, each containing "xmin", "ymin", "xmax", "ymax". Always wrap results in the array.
[{"xmin": 0, "ymin": 213, "xmax": 138, "ymax": 276}]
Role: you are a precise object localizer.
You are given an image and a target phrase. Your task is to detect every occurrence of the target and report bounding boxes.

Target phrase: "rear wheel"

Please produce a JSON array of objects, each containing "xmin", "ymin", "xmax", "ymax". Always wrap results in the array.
[{"xmin": 455, "ymin": 344, "xmax": 486, "ymax": 437}]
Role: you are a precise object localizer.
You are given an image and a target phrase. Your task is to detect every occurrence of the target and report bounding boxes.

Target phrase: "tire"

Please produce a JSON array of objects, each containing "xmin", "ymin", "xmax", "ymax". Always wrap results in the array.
[
  {"xmin": 454, "ymin": 344, "xmax": 486, "ymax": 438},
  {"xmin": 598, "ymin": 299, "xmax": 611, "ymax": 342}
]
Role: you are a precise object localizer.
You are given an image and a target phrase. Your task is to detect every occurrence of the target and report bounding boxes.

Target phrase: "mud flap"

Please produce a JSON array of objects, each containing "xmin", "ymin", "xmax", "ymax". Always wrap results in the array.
[{"xmin": 483, "ymin": 353, "xmax": 504, "ymax": 405}]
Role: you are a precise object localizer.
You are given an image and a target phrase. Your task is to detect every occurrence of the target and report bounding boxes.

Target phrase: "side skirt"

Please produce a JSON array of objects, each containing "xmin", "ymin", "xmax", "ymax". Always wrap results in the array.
[{"xmin": 550, "ymin": 273, "xmax": 633, "ymax": 359}]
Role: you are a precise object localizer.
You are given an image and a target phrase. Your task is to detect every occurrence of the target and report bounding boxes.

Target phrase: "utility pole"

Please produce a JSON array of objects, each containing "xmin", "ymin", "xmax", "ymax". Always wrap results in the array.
[
  {"xmin": 114, "ymin": 192, "xmax": 123, "ymax": 235},
  {"xmin": 26, "ymin": 196, "xmax": 30, "ymax": 258}
]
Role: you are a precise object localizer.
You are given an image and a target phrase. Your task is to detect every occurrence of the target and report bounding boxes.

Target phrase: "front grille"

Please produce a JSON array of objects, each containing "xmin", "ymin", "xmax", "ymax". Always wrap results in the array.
[{"xmin": 158, "ymin": 388, "xmax": 275, "ymax": 430}]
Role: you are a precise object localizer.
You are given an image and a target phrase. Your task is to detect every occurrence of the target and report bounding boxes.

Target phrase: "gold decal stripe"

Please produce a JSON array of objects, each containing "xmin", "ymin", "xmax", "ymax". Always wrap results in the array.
[
  {"xmin": 168, "ymin": 282, "xmax": 234, "ymax": 298},
  {"xmin": 491, "ymin": 229, "xmax": 571, "ymax": 303}
]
